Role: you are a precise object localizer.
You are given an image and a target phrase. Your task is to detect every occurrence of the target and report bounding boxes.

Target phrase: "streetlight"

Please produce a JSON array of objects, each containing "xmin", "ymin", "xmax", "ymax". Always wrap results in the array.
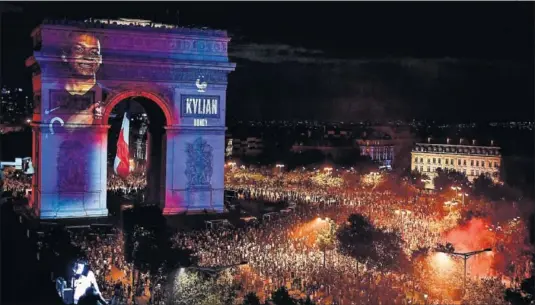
[
  {"xmin": 451, "ymin": 186, "xmax": 468, "ymax": 205},
  {"xmin": 444, "ymin": 200, "xmax": 458, "ymax": 213},
  {"xmin": 317, "ymin": 218, "xmax": 335, "ymax": 268},
  {"xmin": 435, "ymin": 248, "xmax": 492, "ymax": 294}
]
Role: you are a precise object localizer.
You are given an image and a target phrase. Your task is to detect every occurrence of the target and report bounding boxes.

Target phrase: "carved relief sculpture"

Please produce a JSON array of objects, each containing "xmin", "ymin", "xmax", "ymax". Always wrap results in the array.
[
  {"xmin": 57, "ymin": 140, "xmax": 87, "ymax": 192},
  {"xmin": 184, "ymin": 137, "xmax": 213, "ymax": 188}
]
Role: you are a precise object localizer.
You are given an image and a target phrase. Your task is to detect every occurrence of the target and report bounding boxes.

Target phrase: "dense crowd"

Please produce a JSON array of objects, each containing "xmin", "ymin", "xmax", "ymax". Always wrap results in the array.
[
  {"xmin": 0, "ymin": 167, "xmax": 147, "ymax": 198},
  {"xmin": 168, "ymin": 167, "xmax": 528, "ymax": 304},
  {"xmin": 107, "ymin": 168, "xmax": 147, "ymax": 198},
  {"xmin": 1, "ymin": 167, "xmax": 31, "ymax": 196},
  {"xmin": 27, "ymin": 165, "xmax": 534, "ymax": 305}
]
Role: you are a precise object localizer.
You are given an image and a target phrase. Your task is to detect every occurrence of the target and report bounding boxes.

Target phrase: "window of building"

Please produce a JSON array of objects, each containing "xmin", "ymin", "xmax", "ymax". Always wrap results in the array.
[
  {"xmin": 494, "ymin": 162, "xmax": 498, "ymax": 168},
  {"xmin": 427, "ymin": 166, "xmax": 430, "ymax": 172},
  {"xmin": 414, "ymin": 157, "xmax": 418, "ymax": 163},
  {"xmin": 463, "ymin": 160, "xmax": 467, "ymax": 166},
  {"xmin": 427, "ymin": 159, "xmax": 430, "ymax": 164},
  {"xmin": 433, "ymin": 158, "xmax": 436, "ymax": 164},
  {"xmin": 476, "ymin": 170, "xmax": 479, "ymax": 176},
  {"xmin": 471, "ymin": 160, "xmax": 474, "ymax": 166},
  {"xmin": 420, "ymin": 158, "xmax": 423, "ymax": 163},
  {"xmin": 438, "ymin": 158, "xmax": 441, "ymax": 164},
  {"xmin": 420, "ymin": 166, "xmax": 423, "ymax": 172},
  {"xmin": 482, "ymin": 161, "xmax": 485, "ymax": 168},
  {"xmin": 458, "ymin": 159, "xmax": 461, "ymax": 166},
  {"xmin": 463, "ymin": 169, "xmax": 466, "ymax": 174},
  {"xmin": 471, "ymin": 170, "xmax": 474, "ymax": 176},
  {"xmin": 445, "ymin": 159, "xmax": 449, "ymax": 165},
  {"xmin": 476, "ymin": 161, "xmax": 479, "ymax": 167}
]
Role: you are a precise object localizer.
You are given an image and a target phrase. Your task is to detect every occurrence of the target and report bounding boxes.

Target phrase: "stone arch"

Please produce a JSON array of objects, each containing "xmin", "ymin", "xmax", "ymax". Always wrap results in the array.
[{"xmin": 102, "ymin": 90, "xmax": 175, "ymax": 125}]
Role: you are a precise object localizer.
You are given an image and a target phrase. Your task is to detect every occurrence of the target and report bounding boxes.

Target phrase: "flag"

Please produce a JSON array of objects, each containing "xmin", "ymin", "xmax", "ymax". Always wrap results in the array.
[{"xmin": 114, "ymin": 111, "xmax": 130, "ymax": 179}]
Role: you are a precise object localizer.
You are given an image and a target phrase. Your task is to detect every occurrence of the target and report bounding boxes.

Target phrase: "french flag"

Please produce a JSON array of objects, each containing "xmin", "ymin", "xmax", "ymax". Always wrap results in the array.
[{"xmin": 114, "ymin": 111, "xmax": 130, "ymax": 179}]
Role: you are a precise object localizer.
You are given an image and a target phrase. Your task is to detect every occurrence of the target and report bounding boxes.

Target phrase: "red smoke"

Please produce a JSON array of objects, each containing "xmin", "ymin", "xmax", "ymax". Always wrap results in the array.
[{"xmin": 443, "ymin": 218, "xmax": 499, "ymax": 277}]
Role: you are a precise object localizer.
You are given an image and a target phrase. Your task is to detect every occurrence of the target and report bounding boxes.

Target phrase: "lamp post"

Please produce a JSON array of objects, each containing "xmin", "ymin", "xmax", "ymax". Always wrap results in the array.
[
  {"xmin": 444, "ymin": 200, "xmax": 458, "ymax": 213},
  {"xmin": 451, "ymin": 186, "xmax": 468, "ymax": 205},
  {"xmin": 436, "ymin": 248, "xmax": 492, "ymax": 294},
  {"xmin": 316, "ymin": 217, "xmax": 336, "ymax": 268},
  {"xmin": 460, "ymin": 192, "xmax": 468, "ymax": 205}
]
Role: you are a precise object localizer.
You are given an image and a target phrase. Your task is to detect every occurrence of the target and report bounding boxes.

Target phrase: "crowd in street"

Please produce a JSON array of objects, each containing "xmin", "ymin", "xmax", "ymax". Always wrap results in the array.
[
  {"xmin": 22, "ymin": 166, "xmax": 533, "ymax": 305},
  {"xmin": 170, "ymin": 167, "xmax": 527, "ymax": 304},
  {"xmin": 1, "ymin": 167, "xmax": 31, "ymax": 197}
]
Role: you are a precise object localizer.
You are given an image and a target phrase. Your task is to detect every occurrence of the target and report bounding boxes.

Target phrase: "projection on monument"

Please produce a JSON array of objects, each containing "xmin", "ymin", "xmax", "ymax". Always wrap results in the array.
[{"xmin": 28, "ymin": 19, "xmax": 235, "ymax": 219}]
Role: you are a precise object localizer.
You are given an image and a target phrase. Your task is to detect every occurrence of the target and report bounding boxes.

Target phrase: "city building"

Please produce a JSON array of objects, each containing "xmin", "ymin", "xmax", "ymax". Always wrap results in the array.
[
  {"xmin": 356, "ymin": 131, "xmax": 395, "ymax": 167},
  {"xmin": 354, "ymin": 125, "xmax": 415, "ymax": 169},
  {"xmin": 1, "ymin": 87, "xmax": 32, "ymax": 124},
  {"xmin": 411, "ymin": 138, "xmax": 501, "ymax": 186}
]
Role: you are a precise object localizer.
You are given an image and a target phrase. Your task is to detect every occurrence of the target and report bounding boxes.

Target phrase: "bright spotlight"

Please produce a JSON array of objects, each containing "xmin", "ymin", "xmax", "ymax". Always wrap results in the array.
[{"xmin": 431, "ymin": 252, "xmax": 454, "ymax": 271}]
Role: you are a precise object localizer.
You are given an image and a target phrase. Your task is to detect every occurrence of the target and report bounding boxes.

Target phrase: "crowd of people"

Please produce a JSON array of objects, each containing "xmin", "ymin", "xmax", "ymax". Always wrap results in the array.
[
  {"xmin": 1, "ymin": 167, "xmax": 31, "ymax": 197},
  {"xmin": 167, "ymin": 166, "xmax": 527, "ymax": 304},
  {"xmin": 107, "ymin": 168, "xmax": 147, "ymax": 199},
  {"xmin": 16, "ymin": 165, "xmax": 534, "ymax": 304},
  {"xmin": 0, "ymin": 167, "xmax": 147, "ymax": 199}
]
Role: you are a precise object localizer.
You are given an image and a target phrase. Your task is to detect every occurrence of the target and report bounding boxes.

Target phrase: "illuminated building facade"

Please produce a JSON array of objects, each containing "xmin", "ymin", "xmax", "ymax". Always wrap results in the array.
[
  {"xmin": 27, "ymin": 19, "xmax": 235, "ymax": 218},
  {"xmin": 356, "ymin": 131, "xmax": 395, "ymax": 167},
  {"xmin": 411, "ymin": 138, "xmax": 502, "ymax": 185}
]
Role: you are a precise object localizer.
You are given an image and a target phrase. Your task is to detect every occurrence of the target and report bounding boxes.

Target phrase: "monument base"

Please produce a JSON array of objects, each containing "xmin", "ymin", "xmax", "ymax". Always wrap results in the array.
[
  {"xmin": 163, "ymin": 187, "xmax": 224, "ymax": 215},
  {"xmin": 40, "ymin": 208, "xmax": 108, "ymax": 219}
]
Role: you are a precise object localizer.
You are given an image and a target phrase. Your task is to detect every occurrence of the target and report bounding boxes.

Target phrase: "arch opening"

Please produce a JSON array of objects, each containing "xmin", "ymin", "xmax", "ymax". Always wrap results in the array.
[{"xmin": 106, "ymin": 96, "xmax": 168, "ymax": 214}]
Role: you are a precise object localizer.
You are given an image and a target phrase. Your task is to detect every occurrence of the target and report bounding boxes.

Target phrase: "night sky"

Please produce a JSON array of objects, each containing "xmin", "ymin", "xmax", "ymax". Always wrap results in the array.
[{"xmin": 1, "ymin": 2, "xmax": 534, "ymax": 122}]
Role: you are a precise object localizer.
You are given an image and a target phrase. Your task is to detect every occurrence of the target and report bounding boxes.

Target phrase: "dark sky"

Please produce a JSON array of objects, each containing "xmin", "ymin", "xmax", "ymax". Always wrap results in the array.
[{"xmin": 1, "ymin": 2, "xmax": 534, "ymax": 122}]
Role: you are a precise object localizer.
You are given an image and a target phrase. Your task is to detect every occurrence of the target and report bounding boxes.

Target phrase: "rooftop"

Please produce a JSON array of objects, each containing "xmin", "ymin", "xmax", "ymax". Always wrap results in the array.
[
  {"xmin": 39, "ymin": 18, "xmax": 228, "ymax": 38},
  {"xmin": 413, "ymin": 142, "xmax": 501, "ymax": 156}
]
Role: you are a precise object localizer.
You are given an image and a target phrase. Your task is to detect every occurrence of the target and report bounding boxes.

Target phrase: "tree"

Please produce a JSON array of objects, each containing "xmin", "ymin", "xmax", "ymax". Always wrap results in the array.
[
  {"xmin": 433, "ymin": 168, "xmax": 469, "ymax": 190},
  {"xmin": 472, "ymin": 174, "xmax": 495, "ymax": 198},
  {"xmin": 166, "ymin": 269, "xmax": 237, "ymax": 305},
  {"xmin": 407, "ymin": 170, "xmax": 429, "ymax": 189},
  {"xmin": 504, "ymin": 276, "xmax": 535, "ymax": 305},
  {"xmin": 337, "ymin": 214, "xmax": 409, "ymax": 273},
  {"xmin": 242, "ymin": 292, "xmax": 262, "ymax": 305},
  {"xmin": 123, "ymin": 205, "xmax": 196, "ymax": 291},
  {"xmin": 316, "ymin": 219, "xmax": 337, "ymax": 267},
  {"xmin": 372, "ymin": 229, "xmax": 409, "ymax": 272},
  {"xmin": 336, "ymin": 213, "xmax": 377, "ymax": 302},
  {"xmin": 271, "ymin": 287, "xmax": 296, "ymax": 305}
]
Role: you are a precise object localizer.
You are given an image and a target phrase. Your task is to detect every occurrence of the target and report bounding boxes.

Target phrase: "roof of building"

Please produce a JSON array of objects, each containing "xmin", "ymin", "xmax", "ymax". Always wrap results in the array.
[{"xmin": 412, "ymin": 143, "xmax": 501, "ymax": 156}]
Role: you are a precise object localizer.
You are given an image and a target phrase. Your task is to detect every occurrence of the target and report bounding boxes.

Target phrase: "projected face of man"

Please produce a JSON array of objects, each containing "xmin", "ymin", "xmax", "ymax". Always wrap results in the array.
[{"xmin": 65, "ymin": 33, "xmax": 102, "ymax": 77}]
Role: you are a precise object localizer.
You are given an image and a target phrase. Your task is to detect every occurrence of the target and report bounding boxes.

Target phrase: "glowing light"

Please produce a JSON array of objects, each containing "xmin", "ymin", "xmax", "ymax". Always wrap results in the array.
[
  {"xmin": 129, "ymin": 159, "xmax": 135, "ymax": 171},
  {"xmin": 432, "ymin": 252, "xmax": 454, "ymax": 271}
]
